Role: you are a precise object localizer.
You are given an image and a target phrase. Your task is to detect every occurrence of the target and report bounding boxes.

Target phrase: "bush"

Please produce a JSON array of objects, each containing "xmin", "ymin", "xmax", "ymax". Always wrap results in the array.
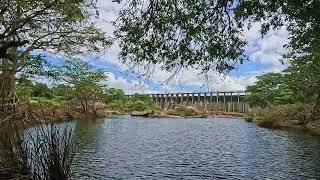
[
  {"xmin": 164, "ymin": 109, "xmax": 185, "ymax": 116},
  {"xmin": 164, "ymin": 105, "xmax": 200, "ymax": 117},
  {"xmin": 257, "ymin": 106, "xmax": 285, "ymax": 128},
  {"xmin": 245, "ymin": 116, "xmax": 254, "ymax": 122},
  {"xmin": 248, "ymin": 106, "xmax": 270, "ymax": 117},
  {"xmin": 130, "ymin": 94, "xmax": 153, "ymax": 104},
  {"xmin": 258, "ymin": 117, "xmax": 281, "ymax": 128},
  {"xmin": 0, "ymin": 124, "xmax": 74, "ymax": 180},
  {"xmin": 107, "ymin": 100, "xmax": 127, "ymax": 111},
  {"xmin": 253, "ymin": 103, "xmax": 314, "ymax": 128},
  {"xmin": 282, "ymin": 103, "xmax": 313, "ymax": 123},
  {"xmin": 128, "ymin": 100, "xmax": 150, "ymax": 111}
]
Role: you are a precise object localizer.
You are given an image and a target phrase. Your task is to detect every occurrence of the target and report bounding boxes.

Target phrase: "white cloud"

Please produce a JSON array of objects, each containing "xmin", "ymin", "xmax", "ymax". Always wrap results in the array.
[
  {"xmin": 91, "ymin": 2, "xmax": 290, "ymax": 93},
  {"xmin": 107, "ymin": 73, "xmax": 160, "ymax": 94},
  {"xmin": 245, "ymin": 23, "xmax": 289, "ymax": 66},
  {"xmin": 216, "ymin": 75, "xmax": 257, "ymax": 91}
]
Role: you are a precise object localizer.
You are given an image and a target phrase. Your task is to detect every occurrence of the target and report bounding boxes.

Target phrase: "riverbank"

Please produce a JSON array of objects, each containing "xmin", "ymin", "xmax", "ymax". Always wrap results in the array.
[
  {"xmin": 3, "ymin": 103, "xmax": 320, "ymax": 138},
  {"xmin": 0, "ymin": 107, "xmax": 108, "ymax": 130},
  {"xmin": 246, "ymin": 115, "xmax": 320, "ymax": 136},
  {"xmin": 129, "ymin": 108, "xmax": 246, "ymax": 119},
  {"xmin": 0, "ymin": 104, "xmax": 247, "ymax": 125}
]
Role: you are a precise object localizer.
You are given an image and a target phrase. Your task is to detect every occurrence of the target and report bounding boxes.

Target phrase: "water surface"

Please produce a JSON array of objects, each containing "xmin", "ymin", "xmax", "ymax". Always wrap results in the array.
[{"xmin": 71, "ymin": 116, "xmax": 320, "ymax": 179}]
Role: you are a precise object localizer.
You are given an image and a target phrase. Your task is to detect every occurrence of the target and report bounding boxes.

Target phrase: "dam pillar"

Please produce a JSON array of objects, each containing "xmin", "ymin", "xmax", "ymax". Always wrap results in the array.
[
  {"xmin": 169, "ymin": 94, "xmax": 173, "ymax": 109},
  {"xmin": 182, "ymin": 94, "xmax": 185, "ymax": 105},
  {"xmin": 156, "ymin": 94, "xmax": 159, "ymax": 106},
  {"xmin": 175, "ymin": 94, "xmax": 178, "ymax": 106},
  {"xmin": 223, "ymin": 92, "xmax": 226, "ymax": 111},
  {"xmin": 216, "ymin": 92, "xmax": 219, "ymax": 111},
  {"xmin": 153, "ymin": 94, "xmax": 156, "ymax": 104},
  {"xmin": 158, "ymin": 94, "xmax": 161, "ymax": 106},
  {"xmin": 191, "ymin": 93, "xmax": 194, "ymax": 105},
  {"xmin": 162, "ymin": 94, "xmax": 166, "ymax": 109},
  {"xmin": 231, "ymin": 92, "xmax": 233, "ymax": 112},
  {"xmin": 209, "ymin": 93, "xmax": 213, "ymax": 111},
  {"xmin": 164, "ymin": 94, "xmax": 168, "ymax": 109},
  {"xmin": 203, "ymin": 93, "xmax": 207, "ymax": 111}
]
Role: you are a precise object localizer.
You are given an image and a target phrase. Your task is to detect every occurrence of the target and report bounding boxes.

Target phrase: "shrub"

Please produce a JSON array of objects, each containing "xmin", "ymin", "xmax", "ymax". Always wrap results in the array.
[
  {"xmin": 128, "ymin": 100, "xmax": 150, "ymax": 111},
  {"xmin": 152, "ymin": 104, "xmax": 161, "ymax": 111},
  {"xmin": 257, "ymin": 106, "xmax": 284, "ymax": 128},
  {"xmin": 249, "ymin": 106, "xmax": 270, "ymax": 117},
  {"xmin": 252, "ymin": 103, "xmax": 314, "ymax": 128},
  {"xmin": 0, "ymin": 124, "xmax": 74, "ymax": 180},
  {"xmin": 107, "ymin": 100, "xmax": 127, "ymax": 111},
  {"xmin": 127, "ymin": 100, "xmax": 160, "ymax": 112},
  {"xmin": 164, "ymin": 109, "xmax": 185, "ymax": 116},
  {"xmin": 245, "ymin": 116, "xmax": 254, "ymax": 122},
  {"xmin": 258, "ymin": 117, "xmax": 281, "ymax": 129},
  {"xmin": 164, "ymin": 105, "xmax": 199, "ymax": 117},
  {"xmin": 130, "ymin": 94, "xmax": 153, "ymax": 104},
  {"xmin": 282, "ymin": 103, "xmax": 313, "ymax": 123}
]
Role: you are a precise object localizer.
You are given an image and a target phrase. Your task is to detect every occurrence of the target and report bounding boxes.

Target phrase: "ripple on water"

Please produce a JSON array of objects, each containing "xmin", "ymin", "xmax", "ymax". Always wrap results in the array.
[{"xmin": 70, "ymin": 116, "xmax": 320, "ymax": 179}]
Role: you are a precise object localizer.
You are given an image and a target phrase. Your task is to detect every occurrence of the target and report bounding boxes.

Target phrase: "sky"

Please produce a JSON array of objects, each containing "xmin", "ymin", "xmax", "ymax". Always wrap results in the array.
[{"xmin": 45, "ymin": 1, "xmax": 290, "ymax": 95}]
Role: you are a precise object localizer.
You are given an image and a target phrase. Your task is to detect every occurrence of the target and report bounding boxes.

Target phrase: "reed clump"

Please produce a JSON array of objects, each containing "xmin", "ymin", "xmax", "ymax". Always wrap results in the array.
[{"xmin": 0, "ymin": 123, "xmax": 75, "ymax": 180}]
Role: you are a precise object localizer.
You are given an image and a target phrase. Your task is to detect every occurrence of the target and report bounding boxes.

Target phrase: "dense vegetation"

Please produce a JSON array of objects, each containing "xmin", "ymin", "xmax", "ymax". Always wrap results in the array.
[
  {"xmin": 245, "ymin": 55, "xmax": 320, "ymax": 127},
  {"xmin": 106, "ymin": 90, "xmax": 160, "ymax": 112},
  {"xmin": 13, "ymin": 59, "xmax": 160, "ymax": 120}
]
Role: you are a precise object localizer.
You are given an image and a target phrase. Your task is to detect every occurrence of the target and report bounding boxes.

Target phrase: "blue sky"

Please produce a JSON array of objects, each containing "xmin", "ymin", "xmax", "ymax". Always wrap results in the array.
[{"xmin": 41, "ymin": 1, "xmax": 289, "ymax": 94}]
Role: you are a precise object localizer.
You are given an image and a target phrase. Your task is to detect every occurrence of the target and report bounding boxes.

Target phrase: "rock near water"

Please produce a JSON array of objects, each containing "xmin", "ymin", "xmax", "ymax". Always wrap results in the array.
[{"xmin": 130, "ymin": 110, "xmax": 154, "ymax": 117}]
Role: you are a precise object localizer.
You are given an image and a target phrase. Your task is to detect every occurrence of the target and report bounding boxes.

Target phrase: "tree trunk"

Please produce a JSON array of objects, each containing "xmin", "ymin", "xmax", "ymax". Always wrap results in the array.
[
  {"xmin": 85, "ymin": 98, "xmax": 88, "ymax": 114},
  {"xmin": 0, "ymin": 46, "xmax": 19, "ymax": 102},
  {"xmin": 299, "ymin": 91, "xmax": 320, "ymax": 125},
  {"xmin": 80, "ymin": 99, "xmax": 86, "ymax": 114},
  {"xmin": 0, "ymin": 58, "xmax": 16, "ymax": 100},
  {"xmin": 39, "ymin": 101, "xmax": 45, "ymax": 117},
  {"xmin": 309, "ymin": 91, "xmax": 320, "ymax": 123}
]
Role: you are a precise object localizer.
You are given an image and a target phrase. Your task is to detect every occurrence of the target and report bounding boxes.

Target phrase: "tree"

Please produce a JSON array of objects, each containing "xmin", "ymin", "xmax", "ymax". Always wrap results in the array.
[
  {"xmin": 126, "ymin": 93, "xmax": 159, "ymax": 111},
  {"xmin": 235, "ymin": 0, "xmax": 320, "ymax": 56},
  {"xmin": 0, "ymin": 0, "xmax": 111, "ymax": 99},
  {"xmin": 114, "ymin": 0, "xmax": 246, "ymax": 76},
  {"xmin": 131, "ymin": 93, "xmax": 153, "ymax": 104},
  {"xmin": 245, "ymin": 73, "xmax": 294, "ymax": 108},
  {"xmin": 15, "ymin": 78, "xmax": 34, "ymax": 103},
  {"xmin": 284, "ymin": 55, "xmax": 320, "ymax": 123},
  {"xmin": 105, "ymin": 88, "xmax": 127, "ymax": 104},
  {"xmin": 245, "ymin": 54, "xmax": 320, "ymax": 124},
  {"xmin": 114, "ymin": 0, "xmax": 320, "ymax": 78},
  {"xmin": 59, "ymin": 59, "xmax": 107, "ymax": 114},
  {"xmin": 284, "ymin": 55, "xmax": 320, "ymax": 102},
  {"xmin": 51, "ymin": 84, "xmax": 73, "ymax": 100},
  {"xmin": 31, "ymin": 83, "xmax": 53, "ymax": 99}
]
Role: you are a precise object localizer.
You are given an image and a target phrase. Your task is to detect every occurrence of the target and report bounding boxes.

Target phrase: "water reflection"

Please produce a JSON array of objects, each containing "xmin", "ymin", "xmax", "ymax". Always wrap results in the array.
[
  {"xmin": 2, "ymin": 116, "xmax": 320, "ymax": 179},
  {"xmin": 67, "ymin": 116, "xmax": 320, "ymax": 179}
]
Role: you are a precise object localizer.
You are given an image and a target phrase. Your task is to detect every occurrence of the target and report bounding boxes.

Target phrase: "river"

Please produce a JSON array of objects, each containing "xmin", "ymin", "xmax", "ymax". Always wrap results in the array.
[{"xmin": 67, "ymin": 116, "xmax": 320, "ymax": 179}]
